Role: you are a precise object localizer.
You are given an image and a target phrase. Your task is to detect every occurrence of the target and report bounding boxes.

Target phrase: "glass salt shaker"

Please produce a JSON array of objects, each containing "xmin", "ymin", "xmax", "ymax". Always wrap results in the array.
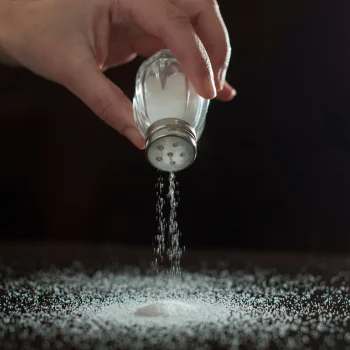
[{"xmin": 133, "ymin": 50, "xmax": 210, "ymax": 172}]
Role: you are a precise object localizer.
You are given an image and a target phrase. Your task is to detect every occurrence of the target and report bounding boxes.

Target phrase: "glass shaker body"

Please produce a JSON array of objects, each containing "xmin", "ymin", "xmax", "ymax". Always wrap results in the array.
[{"xmin": 133, "ymin": 50, "xmax": 209, "ymax": 172}]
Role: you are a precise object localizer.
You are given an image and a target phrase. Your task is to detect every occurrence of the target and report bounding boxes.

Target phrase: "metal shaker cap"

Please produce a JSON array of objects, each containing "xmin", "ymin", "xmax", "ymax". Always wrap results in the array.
[{"xmin": 145, "ymin": 118, "xmax": 197, "ymax": 172}]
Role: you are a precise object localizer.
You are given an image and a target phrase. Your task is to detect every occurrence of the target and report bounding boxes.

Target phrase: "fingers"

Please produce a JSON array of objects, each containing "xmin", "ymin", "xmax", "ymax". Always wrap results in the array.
[
  {"xmin": 62, "ymin": 61, "xmax": 145, "ymax": 149},
  {"xmin": 123, "ymin": 0, "xmax": 217, "ymax": 99},
  {"xmin": 216, "ymin": 81, "xmax": 236, "ymax": 102},
  {"xmin": 105, "ymin": 27, "xmax": 167, "ymax": 69},
  {"xmin": 128, "ymin": 27, "xmax": 167, "ymax": 57},
  {"xmin": 174, "ymin": 0, "xmax": 231, "ymax": 92}
]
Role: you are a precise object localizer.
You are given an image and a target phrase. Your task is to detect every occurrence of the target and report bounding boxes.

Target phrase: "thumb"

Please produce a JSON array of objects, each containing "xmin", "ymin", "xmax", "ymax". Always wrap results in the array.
[{"xmin": 63, "ymin": 63, "xmax": 145, "ymax": 150}]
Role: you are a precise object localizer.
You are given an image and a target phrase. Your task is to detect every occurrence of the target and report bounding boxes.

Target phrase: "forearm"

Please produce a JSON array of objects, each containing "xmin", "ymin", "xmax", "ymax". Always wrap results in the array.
[
  {"xmin": 0, "ymin": 45, "xmax": 15, "ymax": 66},
  {"xmin": 0, "ymin": 0, "xmax": 17, "ymax": 65}
]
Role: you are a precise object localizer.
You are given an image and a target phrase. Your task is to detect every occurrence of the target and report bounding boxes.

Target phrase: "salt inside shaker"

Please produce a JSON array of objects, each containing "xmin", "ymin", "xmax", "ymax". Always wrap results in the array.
[{"xmin": 133, "ymin": 50, "xmax": 209, "ymax": 172}]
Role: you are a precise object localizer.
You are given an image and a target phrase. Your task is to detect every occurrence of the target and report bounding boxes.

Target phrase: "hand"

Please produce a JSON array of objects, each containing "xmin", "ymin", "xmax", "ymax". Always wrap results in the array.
[{"xmin": 0, "ymin": 0, "xmax": 236, "ymax": 149}]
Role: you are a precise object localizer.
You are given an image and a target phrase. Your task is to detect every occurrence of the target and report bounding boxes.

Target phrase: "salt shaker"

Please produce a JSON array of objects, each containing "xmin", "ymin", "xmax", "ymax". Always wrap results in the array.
[{"xmin": 133, "ymin": 50, "xmax": 209, "ymax": 172}]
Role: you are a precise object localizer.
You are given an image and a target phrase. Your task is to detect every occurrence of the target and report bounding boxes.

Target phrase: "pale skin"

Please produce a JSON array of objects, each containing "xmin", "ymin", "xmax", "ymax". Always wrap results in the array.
[{"xmin": 0, "ymin": 0, "xmax": 236, "ymax": 149}]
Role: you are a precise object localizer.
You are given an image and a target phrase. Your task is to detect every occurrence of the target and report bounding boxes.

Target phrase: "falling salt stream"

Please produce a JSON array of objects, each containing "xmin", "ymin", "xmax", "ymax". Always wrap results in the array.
[
  {"xmin": 155, "ymin": 171, "xmax": 183, "ymax": 277},
  {"xmin": 155, "ymin": 172, "xmax": 165, "ymax": 267}
]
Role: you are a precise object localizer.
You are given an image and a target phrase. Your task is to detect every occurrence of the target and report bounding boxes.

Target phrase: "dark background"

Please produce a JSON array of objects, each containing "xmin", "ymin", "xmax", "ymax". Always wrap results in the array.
[{"xmin": 0, "ymin": 0, "xmax": 349, "ymax": 252}]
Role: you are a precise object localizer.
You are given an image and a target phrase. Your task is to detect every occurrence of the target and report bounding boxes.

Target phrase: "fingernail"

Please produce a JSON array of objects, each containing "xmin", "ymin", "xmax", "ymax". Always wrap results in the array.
[
  {"xmin": 203, "ymin": 75, "xmax": 217, "ymax": 99},
  {"xmin": 124, "ymin": 127, "xmax": 145, "ymax": 150},
  {"xmin": 218, "ymin": 68, "xmax": 227, "ymax": 91}
]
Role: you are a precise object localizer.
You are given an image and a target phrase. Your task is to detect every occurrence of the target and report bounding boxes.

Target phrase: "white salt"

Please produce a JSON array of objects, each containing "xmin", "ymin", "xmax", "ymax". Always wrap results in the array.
[
  {"xmin": 135, "ymin": 300, "xmax": 197, "ymax": 317},
  {"xmin": 155, "ymin": 172, "xmax": 182, "ymax": 276},
  {"xmin": 1, "ymin": 260, "xmax": 350, "ymax": 349},
  {"xmin": 144, "ymin": 71, "xmax": 206, "ymax": 129},
  {"xmin": 146, "ymin": 73, "xmax": 186, "ymax": 122},
  {"xmin": 167, "ymin": 172, "xmax": 182, "ymax": 276}
]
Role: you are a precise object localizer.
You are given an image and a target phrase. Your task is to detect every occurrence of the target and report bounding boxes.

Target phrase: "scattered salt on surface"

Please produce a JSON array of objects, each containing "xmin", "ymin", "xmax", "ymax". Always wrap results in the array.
[{"xmin": 0, "ymin": 262, "xmax": 350, "ymax": 349}]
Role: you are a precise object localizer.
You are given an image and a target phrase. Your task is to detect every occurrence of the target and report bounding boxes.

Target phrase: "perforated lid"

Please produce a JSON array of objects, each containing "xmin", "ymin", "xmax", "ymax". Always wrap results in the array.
[{"xmin": 145, "ymin": 119, "xmax": 197, "ymax": 172}]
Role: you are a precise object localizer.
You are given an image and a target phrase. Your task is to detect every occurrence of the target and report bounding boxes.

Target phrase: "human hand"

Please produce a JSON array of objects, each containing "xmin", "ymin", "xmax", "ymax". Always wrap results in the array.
[{"xmin": 0, "ymin": 0, "xmax": 236, "ymax": 149}]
